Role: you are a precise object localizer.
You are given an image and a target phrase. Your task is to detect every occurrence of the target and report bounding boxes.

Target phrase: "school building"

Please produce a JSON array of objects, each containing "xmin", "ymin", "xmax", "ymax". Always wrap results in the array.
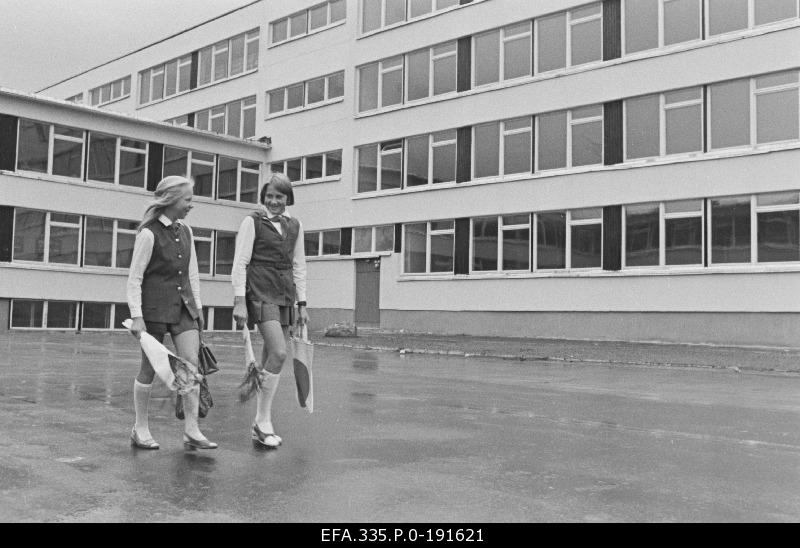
[{"xmin": 6, "ymin": 0, "xmax": 800, "ymax": 346}]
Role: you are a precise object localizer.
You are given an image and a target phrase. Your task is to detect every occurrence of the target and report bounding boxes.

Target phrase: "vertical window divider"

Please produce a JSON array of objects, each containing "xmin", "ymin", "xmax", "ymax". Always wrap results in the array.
[
  {"xmin": 565, "ymin": 211, "xmax": 573, "ymax": 269},
  {"xmin": 46, "ymin": 125, "xmax": 54, "ymax": 175},
  {"xmin": 111, "ymin": 220, "xmax": 119, "ymax": 268},
  {"xmin": 531, "ymin": 213, "xmax": 538, "ymax": 272},
  {"xmin": 659, "ymin": 93, "xmax": 667, "ymax": 156},
  {"xmin": 658, "ymin": 202, "xmax": 666, "ymax": 266},
  {"xmin": 43, "ymin": 212, "xmax": 52, "ymax": 263},
  {"xmin": 621, "ymin": 205, "xmax": 628, "ymax": 269},
  {"xmin": 425, "ymin": 221, "xmax": 432, "ymax": 273},
  {"xmin": 749, "ymin": 77, "xmax": 757, "ymax": 146},
  {"xmin": 749, "ymin": 194, "xmax": 757, "ymax": 264}
]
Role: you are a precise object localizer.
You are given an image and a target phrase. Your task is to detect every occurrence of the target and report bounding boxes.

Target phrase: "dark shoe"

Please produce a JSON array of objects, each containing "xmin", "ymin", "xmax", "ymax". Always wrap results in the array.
[
  {"xmin": 183, "ymin": 433, "xmax": 218, "ymax": 450},
  {"xmin": 130, "ymin": 427, "xmax": 159, "ymax": 450},
  {"xmin": 252, "ymin": 423, "xmax": 281, "ymax": 448}
]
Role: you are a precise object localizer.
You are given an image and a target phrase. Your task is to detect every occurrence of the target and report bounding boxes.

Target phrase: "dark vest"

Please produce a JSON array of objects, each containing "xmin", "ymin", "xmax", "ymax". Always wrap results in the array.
[
  {"xmin": 246, "ymin": 211, "xmax": 300, "ymax": 306},
  {"xmin": 140, "ymin": 220, "xmax": 199, "ymax": 323}
]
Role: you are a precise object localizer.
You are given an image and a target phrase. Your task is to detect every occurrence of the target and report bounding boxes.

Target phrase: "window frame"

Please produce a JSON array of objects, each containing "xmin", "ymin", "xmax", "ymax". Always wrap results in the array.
[
  {"xmin": 271, "ymin": 1, "xmax": 347, "ymax": 46},
  {"xmin": 704, "ymin": 0, "xmax": 800, "ymax": 37},
  {"xmin": 402, "ymin": 220, "xmax": 455, "ymax": 274},
  {"xmin": 266, "ymin": 70, "xmax": 346, "ymax": 117},
  {"xmin": 90, "ymin": 76, "xmax": 132, "ymax": 107},
  {"xmin": 622, "ymin": 0, "xmax": 704, "ymax": 55},
  {"xmin": 625, "ymin": 87, "xmax": 704, "ymax": 160},
  {"xmin": 534, "ymin": 3, "xmax": 604, "ymax": 75},
  {"xmin": 469, "ymin": 214, "xmax": 532, "ymax": 273},
  {"xmin": 472, "ymin": 117, "xmax": 533, "ymax": 180}
]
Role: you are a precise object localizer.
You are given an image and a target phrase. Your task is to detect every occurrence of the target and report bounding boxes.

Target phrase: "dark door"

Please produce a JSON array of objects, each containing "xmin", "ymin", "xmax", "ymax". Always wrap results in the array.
[{"xmin": 355, "ymin": 258, "xmax": 380, "ymax": 327}]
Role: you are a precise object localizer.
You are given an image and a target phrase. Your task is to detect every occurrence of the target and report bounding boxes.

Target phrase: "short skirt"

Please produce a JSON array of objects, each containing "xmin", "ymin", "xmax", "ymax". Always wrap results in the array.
[{"xmin": 246, "ymin": 300, "xmax": 294, "ymax": 328}]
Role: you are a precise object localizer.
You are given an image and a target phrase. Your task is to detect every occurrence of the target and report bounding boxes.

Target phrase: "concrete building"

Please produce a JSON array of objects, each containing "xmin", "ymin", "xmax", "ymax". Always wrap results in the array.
[{"xmin": 15, "ymin": 0, "xmax": 800, "ymax": 345}]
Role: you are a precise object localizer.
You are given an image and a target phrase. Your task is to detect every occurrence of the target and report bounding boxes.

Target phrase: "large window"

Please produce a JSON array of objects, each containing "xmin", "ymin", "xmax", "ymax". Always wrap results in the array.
[
  {"xmin": 625, "ymin": 87, "xmax": 703, "ymax": 159},
  {"xmin": 357, "ymin": 141, "xmax": 403, "ymax": 192},
  {"xmin": 17, "ymin": 120, "xmax": 85, "ymax": 179},
  {"xmin": 81, "ymin": 217, "xmax": 139, "ymax": 269},
  {"xmin": 217, "ymin": 158, "xmax": 260, "ymax": 203},
  {"xmin": 193, "ymin": 96, "xmax": 257, "ymax": 139},
  {"xmin": 361, "ymin": 0, "xmax": 460, "ymax": 33},
  {"xmin": 471, "ymin": 214, "xmax": 531, "ymax": 272},
  {"xmin": 358, "ymin": 57, "xmax": 403, "ymax": 112},
  {"xmin": 13, "ymin": 209, "xmax": 81, "ymax": 265},
  {"xmin": 709, "ymin": 71, "xmax": 800, "ymax": 150},
  {"xmin": 623, "ymin": 0, "xmax": 702, "ymax": 55},
  {"xmin": 271, "ymin": 0, "xmax": 345, "ymax": 44},
  {"xmin": 353, "ymin": 225, "xmax": 395, "ymax": 253},
  {"xmin": 90, "ymin": 76, "xmax": 131, "ymax": 106},
  {"xmin": 533, "ymin": 209, "xmax": 602, "ymax": 270},
  {"xmin": 268, "ymin": 71, "xmax": 344, "ymax": 116},
  {"xmin": 403, "ymin": 220, "xmax": 454, "ymax": 273},
  {"xmin": 756, "ymin": 191, "xmax": 800, "ymax": 263},
  {"xmin": 536, "ymin": 3, "xmax": 602, "ymax": 74},
  {"xmin": 474, "ymin": 117, "xmax": 534, "ymax": 178},
  {"xmin": 271, "ymin": 150, "xmax": 341, "ymax": 184},
  {"xmin": 192, "ymin": 228, "xmax": 214, "ymax": 275},
  {"xmin": 215, "ymin": 231, "xmax": 236, "ymax": 275},
  {"xmin": 407, "ymin": 41, "xmax": 458, "ymax": 101},
  {"xmin": 162, "ymin": 147, "xmax": 215, "ymax": 198},
  {"xmin": 707, "ymin": 0, "xmax": 799, "ymax": 36},
  {"xmin": 538, "ymin": 106, "xmax": 603, "ymax": 170},
  {"xmin": 10, "ymin": 300, "xmax": 77, "ymax": 330},
  {"xmin": 474, "ymin": 22, "xmax": 532, "ymax": 87},
  {"xmin": 304, "ymin": 230, "xmax": 342, "ymax": 256},
  {"xmin": 406, "ymin": 130, "xmax": 457, "ymax": 187}
]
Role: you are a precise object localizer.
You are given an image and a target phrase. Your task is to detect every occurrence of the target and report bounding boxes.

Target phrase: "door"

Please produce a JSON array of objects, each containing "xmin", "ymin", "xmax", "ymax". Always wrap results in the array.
[{"xmin": 355, "ymin": 257, "xmax": 380, "ymax": 327}]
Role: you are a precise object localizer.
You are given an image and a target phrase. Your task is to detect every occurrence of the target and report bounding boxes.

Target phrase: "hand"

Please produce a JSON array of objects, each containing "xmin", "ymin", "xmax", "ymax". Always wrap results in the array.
[
  {"xmin": 296, "ymin": 306, "xmax": 310, "ymax": 328},
  {"xmin": 129, "ymin": 317, "xmax": 146, "ymax": 339},
  {"xmin": 196, "ymin": 312, "xmax": 205, "ymax": 332},
  {"xmin": 233, "ymin": 296, "xmax": 248, "ymax": 330}
]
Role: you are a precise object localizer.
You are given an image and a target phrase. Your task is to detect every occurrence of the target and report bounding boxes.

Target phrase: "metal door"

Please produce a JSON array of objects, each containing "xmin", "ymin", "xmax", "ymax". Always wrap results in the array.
[{"xmin": 355, "ymin": 258, "xmax": 380, "ymax": 326}]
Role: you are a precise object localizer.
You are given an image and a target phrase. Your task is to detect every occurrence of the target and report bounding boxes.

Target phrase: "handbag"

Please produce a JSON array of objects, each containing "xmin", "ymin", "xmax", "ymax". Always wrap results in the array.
[
  {"xmin": 290, "ymin": 324, "xmax": 314, "ymax": 413},
  {"xmin": 175, "ymin": 379, "xmax": 213, "ymax": 419},
  {"xmin": 197, "ymin": 333, "xmax": 219, "ymax": 376}
]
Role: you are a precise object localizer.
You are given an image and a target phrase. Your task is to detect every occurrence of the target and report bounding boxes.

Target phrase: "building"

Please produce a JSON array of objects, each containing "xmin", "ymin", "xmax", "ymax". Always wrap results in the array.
[{"xmin": 17, "ymin": 0, "xmax": 800, "ymax": 345}]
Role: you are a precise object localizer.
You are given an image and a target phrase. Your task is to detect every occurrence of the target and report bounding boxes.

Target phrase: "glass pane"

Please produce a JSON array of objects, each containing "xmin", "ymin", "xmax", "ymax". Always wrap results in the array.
[
  {"xmin": 538, "ymin": 13, "xmax": 567, "ymax": 72},
  {"xmin": 358, "ymin": 145, "xmax": 378, "ymax": 192},
  {"xmin": 406, "ymin": 135, "xmax": 429, "ymax": 187},
  {"xmin": 755, "ymin": 0, "xmax": 798, "ymax": 25},
  {"xmin": 571, "ymin": 224, "xmax": 602, "ymax": 268},
  {"xmin": 537, "ymin": 212, "xmax": 566, "ymax": 269},
  {"xmin": 243, "ymin": 104, "xmax": 256, "ymax": 138},
  {"xmin": 230, "ymin": 35, "xmax": 245, "ymax": 76},
  {"xmin": 198, "ymin": 47, "xmax": 212, "ymax": 86},
  {"xmin": 410, "ymin": 0, "xmax": 433, "ymax": 18},
  {"xmin": 663, "ymin": 103, "xmax": 702, "ymax": 156},
  {"xmin": 326, "ymin": 150, "xmax": 342, "ymax": 177},
  {"xmin": 17, "ymin": 120, "xmax": 49, "ymax": 173},
  {"xmin": 322, "ymin": 230, "xmax": 341, "ymax": 254},
  {"xmin": 272, "ymin": 20, "xmax": 288, "ymax": 43},
  {"xmin": 433, "ymin": 51, "xmax": 457, "ymax": 95},
  {"xmin": 430, "ymin": 233, "xmax": 454, "ymax": 272},
  {"xmin": 84, "ymin": 217, "xmax": 113, "ymax": 267},
  {"xmin": 432, "ymin": 141, "xmax": 455, "ymax": 184},
  {"xmin": 165, "ymin": 60, "xmax": 178, "ymax": 96},
  {"xmin": 665, "ymin": 199, "xmax": 703, "ymax": 214},
  {"xmin": 191, "ymin": 159, "xmax": 214, "ymax": 198},
  {"xmin": 196, "ymin": 110, "xmax": 210, "ymax": 130},
  {"xmin": 328, "ymin": 72, "xmax": 345, "ymax": 98},
  {"xmin": 504, "ymin": 130, "xmax": 532, "ymax": 174},
  {"xmin": 757, "ymin": 191, "xmax": 799, "ymax": 206},
  {"xmin": 572, "ymin": 119, "xmax": 603, "ymax": 166},
  {"xmin": 375, "ymin": 225, "xmax": 394, "ymax": 251},
  {"xmin": 195, "ymin": 239, "xmax": 212, "ymax": 274},
  {"xmin": 756, "ymin": 71, "xmax": 799, "ymax": 89},
  {"xmin": 472, "ymin": 217, "xmax": 498, "ymax": 271},
  {"xmin": 382, "ymin": 63, "xmax": 403, "ymax": 107},
  {"xmin": 571, "ymin": 18, "xmax": 601, "ymax": 66},
  {"xmin": 431, "ymin": 220, "xmax": 454, "ymax": 231},
  {"xmin": 306, "ymin": 155, "xmax": 324, "ymax": 179},
  {"xmin": 538, "ymin": 111, "xmax": 568, "ymax": 170},
  {"xmin": 404, "ymin": 223, "xmax": 427, "ymax": 273},
  {"xmin": 139, "ymin": 70, "xmax": 150, "ymax": 103},
  {"xmin": 665, "ymin": 216, "xmax": 703, "ymax": 265},
  {"xmin": 503, "ymin": 214, "xmax": 530, "ymax": 226},
  {"xmin": 330, "ymin": 0, "xmax": 346, "ymax": 22},
  {"xmin": 475, "ymin": 30, "xmax": 500, "ymax": 86},
  {"xmin": 119, "ymin": 149, "xmax": 146, "ymax": 187},
  {"xmin": 47, "ymin": 302, "xmax": 77, "ymax": 328},
  {"xmin": 758, "ymin": 210, "xmax": 800, "ymax": 262},
  {"xmin": 504, "ymin": 32, "xmax": 531, "ymax": 80},
  {"xmin": 13, "ymin": 209, "xmax": 46, "ymax": 261},
  {"xmin": 116, "ymin": 232, "xmax": 135, "ymax": 268},
  {"xmin": 625, "ymin": 204, "xmax": 660, "ymax": 266},
  {"xmin": 503, "ymin": 228, "xmax": 530, "ymax": 270},
  {"xmin": 474, "ymin": 123, "xmax": 500, "ymax": 178},
  {"xmin": 217, "ymin": 157, "xmax": 238, "ymax": 201},
  {"xmin": 711, "ymin": 197, "xmax": 751, "ymax": 263},
  {"xmin": 407, "ymin": 49, "xmax": 430, "ymax": 101},
  {"xmin": 286, "ymin": 158, "xmax": 302, "ymax": 182},
  {"xmin": 213, "ymin": 308, "xmax": 234, "ymax": 331},
  {"xmin": 101, "ymin": 84, "xmax": 111, "ymax": 103},
  {"xmin": 385, "ymin": 0, "xmax": 407, "ymax": 26},
  {"xmin": 380, "ymin": 147, "xmax": 402, "ymax": 190},
  {"xmin": 757, "ymin": 89, "xmax": 799, "ymax": 143},
  {"xmin": 178, "ymin": 59, "xmax": 190, "ymax": 93},
  {"xmin": 353, "ymin": 227, "xmax": 373, "ymax": 253},
  {"xmin": 307, "ymin": 77, "xmax": 326, "ymax": 104},
  {"xmin": 48, "ymin": 225, "xmax": 79, "ymax": 264},
  {"xmin": 246, "ymin": 34, "xmax": 259, "ymax": 71},
  {"xmin": 269, "ymin": 89, "xmax": 285, "ymax": 113},
  {"xmin": 624, "ymin": 0, "xmax": 658, "ymax": 53},
  {"xmin": 310, "ymin": 4, "xmax": 328, "ymax": 30},
  {"xmin": 362, "ymin": 0, "xmax": 382, "ymax": 32},
  {"xmin": 88, "ymin": 133, "xmax": 117, "ymax": 183},
  {"xmin": 114, "ymin": 303, "xmax": 132, "ymax": 329},
  {"xmin": 436, "ymin": 0, "xmax": 458, "ymax": 8},
  {"xmin": 11, "ymin": 300, "xmax": 44, "ymax": 328},
  {"xmin": 215, "ymin": 232, "xmax": 236, "ymax": 275},
  {"xmin": 240, "ymin": 171, "xmax": 258, "ymax": 204},
  {"xmin": 151, "ymin": 69, "xmax": 164, "ymax": 101},
  {"xmin": 82, "ymin": 303, "xmax": 111, "ymax": 329},
  {"xmin": 664, "ymin": 0, "xmax": 701, "ymax": 45},
  {"xmin": 710, "ymin": 80, "xmax": 751, "ymax": 149},
  {"xmin": 708, "ymin": 0, "xmax": 749, "ymax": 35},
  {"xmin": 304, "ymin": 232, "xmax": 320, "ymax": 256},
  {"xmin": 52, "ymin": 138, "xmax": 83, "ymax": 178},
  {"xmin": 290, "ymin": 12, "xmax": 308, "ymax": 37},
  {"xmin": 287, "ymin": 84, "xmax": 304, "ymax": 109},
  {"xmin": 625, "ymin": 95, "xmax": 660, "ymax": 159},
  {"xmin": 572, "ymin": 207, "xmax": 602, "ymax": 220},
  {"xmin": 359, "ymin": 64, "xmax": 379, "ymax": 111},
  {"xmin": 112, "ymin": 80, "xmax": 123, "ymax": 99}
]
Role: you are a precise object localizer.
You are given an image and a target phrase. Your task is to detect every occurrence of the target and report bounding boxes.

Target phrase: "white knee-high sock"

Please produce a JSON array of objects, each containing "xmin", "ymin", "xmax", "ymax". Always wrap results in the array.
[
  {"xmin": 255, "ymin": 371, "xmax": 280, "ymax": 434},
  {"xmin": 133, "ymin": 380, "xmax": 153, "ymax": 437},
  {"xmin": 183, "ymin": 385, "xmax": 204, "ymax": 439}
]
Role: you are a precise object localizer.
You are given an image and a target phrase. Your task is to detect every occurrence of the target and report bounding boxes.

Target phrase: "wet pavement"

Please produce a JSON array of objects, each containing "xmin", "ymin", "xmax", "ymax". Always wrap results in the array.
[{"xmin": 0, "ymin": 331, "xmax": 799, "ymax": 522}]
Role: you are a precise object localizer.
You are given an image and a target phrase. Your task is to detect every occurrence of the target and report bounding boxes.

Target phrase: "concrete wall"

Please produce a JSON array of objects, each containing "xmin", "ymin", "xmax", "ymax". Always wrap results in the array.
[{"xmin": 0, "ymin": 299, "xmax": 9, "ymax": 332}]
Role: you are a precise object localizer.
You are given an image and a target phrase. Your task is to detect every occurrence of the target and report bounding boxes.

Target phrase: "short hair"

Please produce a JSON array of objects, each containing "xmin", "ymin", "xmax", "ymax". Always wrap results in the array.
[{"xmin": 260, "ymin": 172, "xmax": 295, "ymax": 206}]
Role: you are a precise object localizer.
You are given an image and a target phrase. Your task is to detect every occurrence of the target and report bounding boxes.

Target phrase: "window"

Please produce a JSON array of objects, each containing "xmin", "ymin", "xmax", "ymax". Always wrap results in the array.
[
  {"xmin": 623, "ymin": 0, "xmax": 702, "ymax": 54},
  {"xmin": 474, "ymin": 22, "xmax": 532, "ymax": 87},
  {"xmin": 119, "ymin": 139, "xmax": 147, "ymax": 187},
  {"xmin": 90, "ymin": 76, "xmax": 131, "ymax": 106},
  {"xmin": 756, "ymin": 191, "xmax": 800, "ymax": 262},
  {"xmin": 474, "ymin": 118, "xmax": 535, "ymax": 178},
  {"xmin": 709, "ymin": 71, "xmax": 800, "ymax": 150},
  {"xmin": 407, "ymin": 41, "xmax": 457, "ymax": 101},
  {"xmin": 66, "ymin": 93, "xmax": 83, "ymax": 104},
  {"xmin": 212, "ymin": 307, "xmax": 235, "ymax": 331},
  {"xmin": 406, "ymin": 130, "xmax": 457, "ymax": 187},
  {"xmin": 353, "ymin": 225, "xmax": 395, "ymax": 253},
  {"xmin": 82, "ymin": 217, "xmax": 140, "ymax": 269},
  {"xmin": 357, "ymin": 141, "xmax": 403, "ymax": 192},
  {"xmin": 358, "ymin": 57, "xmax": 402, "ymax": 112},
  {"xmin": 13, "ymin": 209, "xmax": 81, "ymax": 265},
  {"xmin": 271, "ymin": 150, "xmax": 341, "ymax": 184},
  {"xmin": 665, "ymin": 199, "xmax": 704, "ymax": 265},
  {"xmin": 707, "ymin": 0, "xmax": 798, "ymax": 36},
  {"xmin": 10, "ymin": 300, "xmax": 77, "ymax": 329},
  {"xmin": 536, "ymin": 106, "xmax": 603, "ymax": 170},
  {"xmin": 710, "ymin": 195, "xmax": 751, "ymax": 264},
  {"xmin": 218, "ymin": 157, "xmax": 261, "ymax": 203},
  {"xmin": 215, "ymin": 231, "xmax": 236, "ymax": 275},
  {"xmin": 82, "ymin": 302, "xmax": 113, "ymax": 329},
  {"xmin": 362, "ymin": 0, "xmax": 461, "ymax": 33},
  {"xmin": 17, "ymin": 120, "xmax": 85, "ymax": 178},
  {"xmin": 10, "ymin": 300, "xmax": 44, "ymax": 328},
  {"xmin": 624, "ymin": 203, "xmax": 660, "ymax": 266},
  {"xmin": 625, "ymin": 87, "xmax": 703, "ymax": 159},
  {"xmin": 569, "ymin": 208, "xmax": 603, "ymax": 269},
  {"xmin": 163, "ymin": 147, "xmax": 215, "ymax": 198},
  {"xmin": 536, "ymin": 3, "xmax": 602, "ymax": 73},
  {"xmin": 267, "ymin": 71, "xmax": 345, "ymax": 115},
  {"xmin": 115, "ymin": 220, "xmax": 138, "ymax": 269},
  {"xmin": 304, "ymin": 230, "xmax": 342, "ymax": 256},
  {"xmin": 305, "ymin": 231, "xmax": 321, "ymax": 256},
  {"xmin": 87, "ymin": 132, "xmax": 116, "ymax": 183},
  {"xmin": 536, "ymin": 212, "xmax": 567, "ymax": 270},
  {"xmin": 403, "ymin": 220, "xmax": 454, "ymax": 273},
  {"xmin": 471, "ymin": 214, "xmax": 531, "ymax": 272},
  {"xmin": 194, "ymin": 95, "xmax": 258, "ymax": 138},
  {"xmin": 271, "ymin": 1, "xmax": 346, "ymax": 44}
]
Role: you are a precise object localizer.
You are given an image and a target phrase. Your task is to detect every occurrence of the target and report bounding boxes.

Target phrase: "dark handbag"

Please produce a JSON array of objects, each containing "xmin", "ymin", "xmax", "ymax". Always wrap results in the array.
[
  {"xmin": 175, "ymin": 379, "xmax": 213, "ymax": 419},
  {"xmin": 198, "ymin": 334, "xmax": 219, "ymax": 376}
]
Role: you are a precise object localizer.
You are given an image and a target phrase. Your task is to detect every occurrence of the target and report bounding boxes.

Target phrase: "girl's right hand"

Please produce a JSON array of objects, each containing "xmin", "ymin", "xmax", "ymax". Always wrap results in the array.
[
  {"xmin": 233, "ymin": 297, "xmax": 248, "ymax": 330},
  {"xmin": 129, "ymin": 317, "xmax": 147, "ymax": 339}
]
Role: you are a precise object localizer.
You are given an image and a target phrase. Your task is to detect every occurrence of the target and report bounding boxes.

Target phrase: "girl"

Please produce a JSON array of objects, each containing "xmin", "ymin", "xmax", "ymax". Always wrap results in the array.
[
  {"xmin": 232, "ymin": 173, "xmax": 309, "ymax": 449},
  {"xmin": 127, "ymin": 176, "xmax": 217, "ymax": 450}
]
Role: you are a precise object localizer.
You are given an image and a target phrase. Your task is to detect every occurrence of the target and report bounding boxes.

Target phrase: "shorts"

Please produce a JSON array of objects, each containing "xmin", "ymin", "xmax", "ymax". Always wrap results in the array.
[
  {"xmin": 144, "ymin": 304, "xmax": 199, "ymax": 343},
  {"xmin": 246, "ymin": 300, "xmax": 294, "ymax": 328}
]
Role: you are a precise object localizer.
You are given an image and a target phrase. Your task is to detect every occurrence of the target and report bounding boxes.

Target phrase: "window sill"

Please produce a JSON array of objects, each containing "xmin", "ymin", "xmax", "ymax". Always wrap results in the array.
[
  {"xmin": 137, "ymin": 69, "xmax": 258, "ymax": 110},
  {"xmin": 306, "ymin": 255, "xmax": 343, "ymax": 261},
  {"xmin": 357, "ymin": 0, "xmax": 489, "ymax": 40},
  {"xmin": 268, "ymin": 20, "xmax": 346, "ymax": 49},
  {"xmin": 266, "ymin": 97, "xmax": 345, "ymax": 119},
  {"xmin": 292, "ymin": 176, "xmax": 341, "ymax": 187}
]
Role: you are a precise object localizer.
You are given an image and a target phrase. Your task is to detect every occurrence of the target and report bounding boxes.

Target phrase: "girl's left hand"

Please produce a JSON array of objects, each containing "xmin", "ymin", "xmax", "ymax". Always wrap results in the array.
[{"xmin": 297, "ymin": 306, "xmax": 310, "ymax": 327}]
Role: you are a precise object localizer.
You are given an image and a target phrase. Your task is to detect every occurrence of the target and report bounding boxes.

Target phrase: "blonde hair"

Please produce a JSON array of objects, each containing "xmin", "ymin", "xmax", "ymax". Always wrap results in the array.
[{"xmin": 138, "ymin": 176, "xmax": 194, "ymax": 232}]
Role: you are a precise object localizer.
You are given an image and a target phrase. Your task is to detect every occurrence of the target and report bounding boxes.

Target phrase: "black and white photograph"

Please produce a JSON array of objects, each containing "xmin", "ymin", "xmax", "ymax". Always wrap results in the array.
[{"xmin": 0, "ymin": 0, "xmax": 799, "ymax": 526}]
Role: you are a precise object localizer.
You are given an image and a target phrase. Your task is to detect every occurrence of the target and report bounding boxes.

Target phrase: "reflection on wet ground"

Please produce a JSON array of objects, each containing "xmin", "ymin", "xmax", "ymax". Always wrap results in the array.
[{"xmin": 0, "ymin": 332, "xmax": 799, "ymax": 522}]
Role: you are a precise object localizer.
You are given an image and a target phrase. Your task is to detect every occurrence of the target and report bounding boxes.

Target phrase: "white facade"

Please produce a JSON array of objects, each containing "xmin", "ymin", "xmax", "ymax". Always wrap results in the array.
[{"xmin": 23, "ymin": 0, "xmax": 800, "ymax": 345}]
